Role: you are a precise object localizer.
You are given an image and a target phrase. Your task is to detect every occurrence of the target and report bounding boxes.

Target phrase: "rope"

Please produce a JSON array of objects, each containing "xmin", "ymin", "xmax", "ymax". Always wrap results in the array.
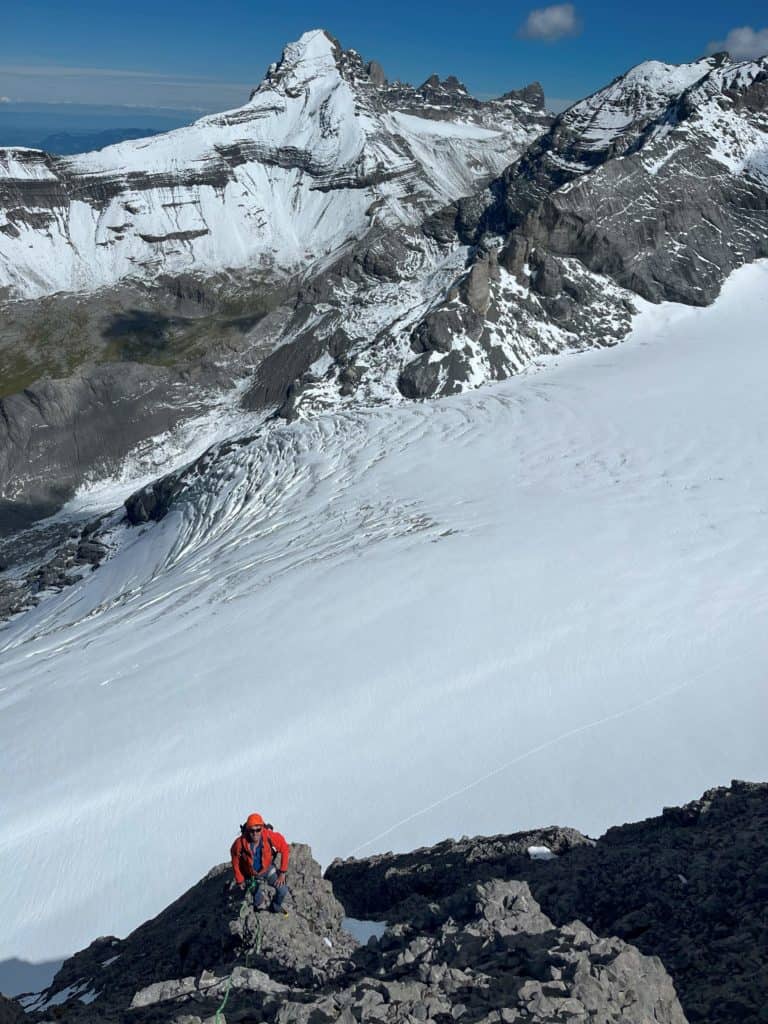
[
  {"xmin": 347, "ymin": 658, "xmax": 739, "ymax": 857},
  {"xmin": 214, "ymin": 878, "xmax": 263, "ymax": 1024}
]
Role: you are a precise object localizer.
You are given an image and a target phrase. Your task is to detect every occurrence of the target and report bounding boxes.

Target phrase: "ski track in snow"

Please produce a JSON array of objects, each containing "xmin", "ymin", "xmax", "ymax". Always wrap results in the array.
[{"xmin": 2, "ymin": 263, "xmax": 768, "ymax": 960}]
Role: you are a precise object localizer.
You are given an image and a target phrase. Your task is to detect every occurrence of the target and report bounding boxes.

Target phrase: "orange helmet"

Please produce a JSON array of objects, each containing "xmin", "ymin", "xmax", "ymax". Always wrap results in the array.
[{"xmin": 245, "ymin": 813, "xmax": 265, "ymax": 828}]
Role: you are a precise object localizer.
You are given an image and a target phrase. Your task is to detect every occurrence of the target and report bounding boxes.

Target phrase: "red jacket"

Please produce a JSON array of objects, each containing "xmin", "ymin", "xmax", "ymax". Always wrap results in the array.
[{"xmin": 230, "ymin": 828, "xmax": 290, "ymax": 884}]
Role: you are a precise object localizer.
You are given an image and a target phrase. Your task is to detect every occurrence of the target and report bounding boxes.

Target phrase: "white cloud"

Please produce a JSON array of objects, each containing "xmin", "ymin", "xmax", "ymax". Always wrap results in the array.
[
  {"xmin": 0, "ymin": 96, "xmax": 11, "ymax": 104},
  {"xmin": 707, "ymin": 26, "xmax": 768, "ymax": 60},
  {"xmin": 518, "ymin": 3, "xmax": 581, "ymax": 42}
]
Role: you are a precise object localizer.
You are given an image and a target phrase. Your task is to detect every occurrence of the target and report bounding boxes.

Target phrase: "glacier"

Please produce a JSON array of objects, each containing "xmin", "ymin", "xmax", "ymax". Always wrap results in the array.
[{"xmin": 1, "ymin": 261, "xmax": 767, "ymax": 962}]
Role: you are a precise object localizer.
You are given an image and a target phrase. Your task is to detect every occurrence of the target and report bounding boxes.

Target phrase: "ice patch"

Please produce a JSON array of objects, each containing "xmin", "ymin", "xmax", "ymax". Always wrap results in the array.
[
  {"xmin": 343, "ymin": 918, "xmax": 388, "ymax": 943},
  {"xmin": 528, "ymin": 846, "xmax": 557, "ymax": 861}
]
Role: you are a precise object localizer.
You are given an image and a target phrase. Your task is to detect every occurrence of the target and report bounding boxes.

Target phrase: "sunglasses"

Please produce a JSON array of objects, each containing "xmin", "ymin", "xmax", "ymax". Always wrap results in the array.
[{"xmin": 248, "ymin": 826, "xmax": 262, "ymax": 833}]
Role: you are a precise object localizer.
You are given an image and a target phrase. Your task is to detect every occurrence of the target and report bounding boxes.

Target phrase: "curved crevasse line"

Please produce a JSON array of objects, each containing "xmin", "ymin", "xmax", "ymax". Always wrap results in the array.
[{"xmin": 0, "ymin": 389, "xmax": 526, "ymax": 662}]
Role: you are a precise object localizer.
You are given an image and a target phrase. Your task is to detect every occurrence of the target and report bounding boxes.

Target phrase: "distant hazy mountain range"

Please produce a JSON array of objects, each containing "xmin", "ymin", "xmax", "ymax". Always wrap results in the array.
[
  {"xmin": 28, "ymin": 128, "xmax": 163, "ymax": 155},
  {"xmin": 0, "ymin": 102, "xmax": 196, "ymax": 153}
]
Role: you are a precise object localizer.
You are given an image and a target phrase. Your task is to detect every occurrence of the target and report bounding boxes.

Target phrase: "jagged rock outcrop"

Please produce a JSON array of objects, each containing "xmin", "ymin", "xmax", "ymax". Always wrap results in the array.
[
  {"xmin": 21, "ymin": 844, "xmax": 356, "ymax": 1023},
  {"xmin": 274, "ymin": 879, "xmax": 686, "ymax": 1024},
  {"xmin": 397, "ymin": 53, "xmax": 768, "ymax": 397},
  {"xmin": 328, "ymin": 781, "xmax": 768, "ymax": 1024},
  {"xmin": 20, "ymin": 841, "xmax": 688, "ymax": 1024},
  {"xmin": 0, "ymin": 995, "xmax": 24, "ymax": 1024},
  {"xmin": 326, "ymin": 827, "xmax": 591, "ymax": 917}
]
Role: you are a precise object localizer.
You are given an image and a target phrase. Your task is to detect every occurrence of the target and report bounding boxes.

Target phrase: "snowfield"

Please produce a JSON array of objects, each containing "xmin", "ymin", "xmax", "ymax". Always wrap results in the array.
[{"xmin": 2, "ymin": 262, "xmax": 768, "ymax": 961}]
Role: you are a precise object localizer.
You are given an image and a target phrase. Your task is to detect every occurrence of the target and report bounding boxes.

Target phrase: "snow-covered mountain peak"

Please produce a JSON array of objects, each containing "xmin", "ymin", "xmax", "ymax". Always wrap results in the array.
[
  {"xmin": 256, "ymin": 28, "xmax": 342, "ymax": 97},
  {"xmin": 617, "ymin": 55, "xmax": 722, "ymax": 95},
  {"xmin": 0, "ymin": 30, "xmax": 549, "ymax": 301},
  {"xmin": 558, "ymin": 55, "xmax": 725, "ymax": 155}
]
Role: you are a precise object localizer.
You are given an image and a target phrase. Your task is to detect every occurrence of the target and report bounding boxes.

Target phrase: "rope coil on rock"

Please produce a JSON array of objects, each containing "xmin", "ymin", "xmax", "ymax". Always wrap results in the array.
[{"xmin": 214, "ymin": 878, "xmax": 263, "ymax": 1024}]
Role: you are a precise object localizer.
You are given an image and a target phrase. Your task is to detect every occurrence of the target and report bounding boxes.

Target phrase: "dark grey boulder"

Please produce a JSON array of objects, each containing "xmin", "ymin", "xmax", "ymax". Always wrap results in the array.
[
  {"xmin": 530, "ymin": 250, "xmax": 563, "ymax": 297},
  {"xmin": 0, "ymin": 994, "xmax": 25, "ymax": 1024},
  {"xmin": 124, "ymin": 475, "xmax": 187, "ymax": 526}
]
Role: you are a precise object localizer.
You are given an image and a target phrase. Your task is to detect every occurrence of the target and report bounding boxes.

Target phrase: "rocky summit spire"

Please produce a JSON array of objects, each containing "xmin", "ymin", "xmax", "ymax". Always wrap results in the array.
[{"xmin": 255, "ymin": 29, "xmax": 342, "ymax": 97}]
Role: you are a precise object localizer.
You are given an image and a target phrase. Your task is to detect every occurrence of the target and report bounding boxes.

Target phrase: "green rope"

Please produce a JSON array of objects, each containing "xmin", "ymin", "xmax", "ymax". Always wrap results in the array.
[{"xmin": 214, "ymin": 879, "xmax": 263, "ymax": 1024}]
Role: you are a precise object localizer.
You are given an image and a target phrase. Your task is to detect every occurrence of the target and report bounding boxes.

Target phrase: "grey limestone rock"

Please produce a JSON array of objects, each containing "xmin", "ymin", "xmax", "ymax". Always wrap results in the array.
[
  {"xmin": 407, "ymin": 53, "xmax": 768, "ymax": 399},
  {"xmin": 529, "ymin": 250, "xmax": 563, "ymax": 297},
  {"xmin": 25, "ymin": 844, "xmax": 355, "ymax": 1024},
  {"xmin": 326, "ymin": 826, "xmax": 591, "ymax": 919},
  {"xmin": 18, "ymin": 813, "xmax": 698, "ymax": 1024},
  {"xmin": 502, "ymin": 81, "xmax": 546, "ymax": 110},
  {"xmin": 274, "ymin": 879, "xmax": 686, "ymax": 1024},
  {"xmin": 0, "ymin": 364, "xmax": 199, "ymax": 536},
  {"xmin": 461, "ymin": 256, "xmax": 493, "ymax": 314},
  {"xmin": 328, "ymin": 782, "xmax": 768, "ymax": 1024}
]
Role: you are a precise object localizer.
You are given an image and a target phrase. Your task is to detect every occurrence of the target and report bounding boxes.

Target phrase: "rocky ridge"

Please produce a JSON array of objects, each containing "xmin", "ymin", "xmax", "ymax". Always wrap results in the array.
[
  {"xmin": 9, "ymin": 784, "xmax": 767, "ymax": 1022},
  {"xmin": 385, "ymin": 53, "xmax": 768, "ymax": 397},
  {"xmin": 203, "ymin": 51, "xmax": 768, "ymax": 418},
  {"xmin": 328, "ymin": 780, "xmax": 768, "ymax": 1024},
  {"xmin": 9, "ymin": 824, "xmax": 693, "ymax": 1024}
]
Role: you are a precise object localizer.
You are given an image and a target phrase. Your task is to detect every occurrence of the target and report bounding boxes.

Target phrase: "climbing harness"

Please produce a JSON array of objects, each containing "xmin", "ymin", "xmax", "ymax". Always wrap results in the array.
[{"xmin": 214, "ymin": 878, "xmax": 264, "ymax": 1024}]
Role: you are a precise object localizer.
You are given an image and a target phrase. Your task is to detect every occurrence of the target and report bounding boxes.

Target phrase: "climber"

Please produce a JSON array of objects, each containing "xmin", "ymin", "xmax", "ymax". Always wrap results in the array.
[{"xmin": 230, "ymin": 813, "xmax": 291, "ymax": 914}]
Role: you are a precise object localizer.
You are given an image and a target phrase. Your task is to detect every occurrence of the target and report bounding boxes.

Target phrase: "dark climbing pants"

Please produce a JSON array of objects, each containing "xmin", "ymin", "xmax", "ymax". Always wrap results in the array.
[{"xmin": 251, "ymin": 864, "xmax": 289, "ymax": 911}]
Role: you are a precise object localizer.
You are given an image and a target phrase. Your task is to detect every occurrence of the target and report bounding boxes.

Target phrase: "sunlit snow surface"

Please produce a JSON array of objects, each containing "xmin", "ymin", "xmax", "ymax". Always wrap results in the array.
[{"xmin": 2, "ymin": 263, "xmax": 768, "ymax": 959}]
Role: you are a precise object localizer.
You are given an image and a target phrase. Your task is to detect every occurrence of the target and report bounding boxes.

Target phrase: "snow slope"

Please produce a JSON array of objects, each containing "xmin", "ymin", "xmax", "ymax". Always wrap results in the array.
[
  {"xmin": 563, "ymin": 56, "xmax": 719, "ymax": 154},
  {"xmin": 2, "ymin": 263, "xmax": 768, "ymax": 960}
]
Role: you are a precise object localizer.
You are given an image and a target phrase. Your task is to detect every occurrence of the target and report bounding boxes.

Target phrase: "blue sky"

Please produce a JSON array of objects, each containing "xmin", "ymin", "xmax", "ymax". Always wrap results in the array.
[{"xmin": 2, "ymin": 0, "xmax": 768, "ymax": 113}]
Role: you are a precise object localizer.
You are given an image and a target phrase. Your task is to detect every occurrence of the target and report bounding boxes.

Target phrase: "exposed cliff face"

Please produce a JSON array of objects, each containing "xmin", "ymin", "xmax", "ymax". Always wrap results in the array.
[{"xmin": 0, "ymin": 30, "xmax": 547, "ymax": 302}]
